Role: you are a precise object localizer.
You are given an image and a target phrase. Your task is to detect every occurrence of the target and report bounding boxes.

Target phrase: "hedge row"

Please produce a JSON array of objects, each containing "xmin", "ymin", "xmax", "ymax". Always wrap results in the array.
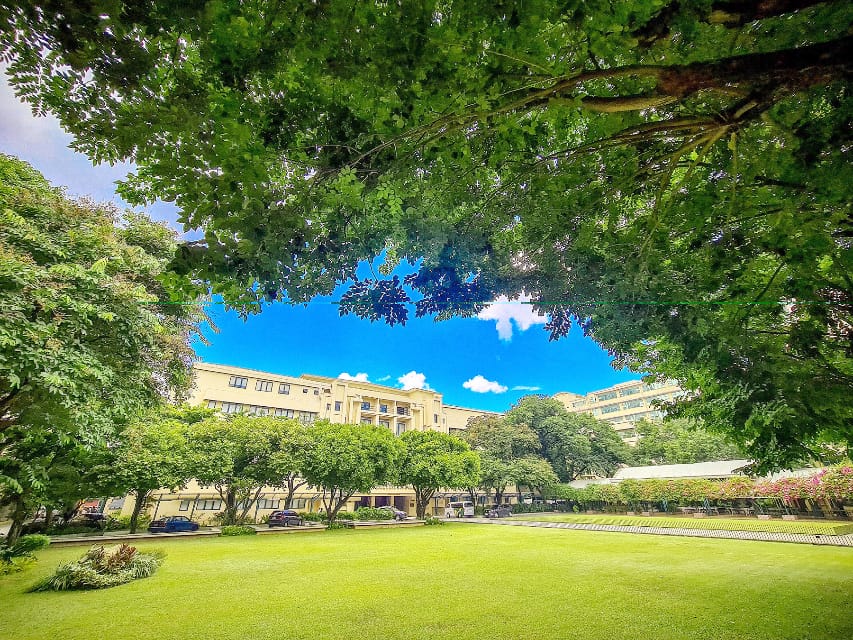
[{"xmin": 548, "ymin": 466, "xmax": 853, "ymax": 505}]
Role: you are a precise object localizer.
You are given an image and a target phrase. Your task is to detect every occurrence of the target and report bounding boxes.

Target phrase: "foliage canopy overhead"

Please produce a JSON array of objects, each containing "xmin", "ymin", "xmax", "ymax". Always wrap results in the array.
[{"xmin": 1, "ymin": 1, "xmax": 850, "ymax": 467}]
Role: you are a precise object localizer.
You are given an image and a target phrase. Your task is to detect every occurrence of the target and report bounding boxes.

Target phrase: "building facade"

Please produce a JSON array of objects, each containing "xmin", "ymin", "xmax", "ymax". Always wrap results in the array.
[
  {"xmin": 106, "ymin": 363, "xmax": 499, "ymax": 522},
  {"xmin": 191, "ymin": 363, "xmax": 493, "ymax": 435},
  {"xmin": 554, "ymin": 379, "xmax": 683, "ymax": 445}
]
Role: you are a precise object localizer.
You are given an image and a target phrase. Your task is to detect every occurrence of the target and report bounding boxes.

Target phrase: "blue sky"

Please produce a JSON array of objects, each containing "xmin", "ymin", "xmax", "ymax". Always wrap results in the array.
[{"xmin": 1, "ymin": 71, "xmax": 643, "ymax": 412}]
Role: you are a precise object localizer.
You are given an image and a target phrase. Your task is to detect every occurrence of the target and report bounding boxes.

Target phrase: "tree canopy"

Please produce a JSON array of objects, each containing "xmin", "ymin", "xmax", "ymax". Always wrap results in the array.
[
  {"xmin": 0, "ymin": 155, "xmax": 200, "ymax": 543},
  {"xmin": 105, "ymin": 405, "xmax": 210, "ymax": 533},
  {"xmin": 629, "ymin": 418, "xmax": 746, "ymax": 466},
  {"xmin": 1, "ymin": 2, "xmax": 850, "ymax": 467},
  {"xmin": 301, "ymin": 421, "xmax": 402, "ymax": 524},
  {"xmin": 505, "ymin": 396, "xmax": 631, "ymax": 481},
  {"xmin": 398, "ymin": 430, "xmax": 480, "ymax": 519}
]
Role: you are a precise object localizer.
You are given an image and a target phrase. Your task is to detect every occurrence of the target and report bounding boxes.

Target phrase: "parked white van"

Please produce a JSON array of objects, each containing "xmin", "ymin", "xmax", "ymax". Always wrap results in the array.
[{"xmin": 448, "ymin": 501, "xmax": 475, "ymax": 517}]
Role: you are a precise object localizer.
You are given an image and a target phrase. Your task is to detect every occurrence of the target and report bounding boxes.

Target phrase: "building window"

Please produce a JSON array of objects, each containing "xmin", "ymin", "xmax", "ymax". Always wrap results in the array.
[
  {"xmin": 256, "ymin": 498, "xmax": 280, "ymax": 510},
  {"xmin": 395, "ymin": 423, "xmax": 405, "ymax": 436},
  {"xmin": 255, "ymin": 380, "xmax": 273, "ymax": 392},
  {"xmin": 291, "ymin": 498, "xmax": 307, "ymax": 510},
  {"xmin": 378, "ymin": 419, "xmax": 390, "ymax": 428},
  {"xmin": 222, "ymin": 402, "xmax": 243, "ymax": 414},
  {"xmin": 297, "ymin": 411, "xmax": 317, "ymax": 424},
  {"xmin": 620, "ymin": 387, "xmax": 639, "ymax": 396},
  {"xmin": 207, "ymin": 400, "xmax": 217, "ymax": 409},
  {"xmin": 278, "ymin": 383, "xmax": 290, "ymax": 395},
  {"xmin": 178, "ymin": 500, "xmax": 191, "ymax": 512},
  {"xmin": 597, "ymin": 391, "xmax": 617, "ymax": 401},
  {"xmin": 601, "ymin": 405, "xmax": 620, "ymax": 414},
  {"xmin": 361, "ymin": 402, "xmax": 371, "ymax": 410},
  {"xmin": 248, "ymin": 405, "xmax": 269, "ymax": 416},
  {"xmin": 396, "ymin": 406, "xmax": 409, "ymax": 416},
  {"xmin": 379, "ymin": 403, "xmax": 388, "ymax": 413},
  {"xmin": 198, "ymin": 499, "xmax": 223, "ymax": 510},
  {"xmin": 621, "ymin": 399, "xmax": 644, "ymax": 409},
  {"xmin": 434, "ymin": 414, "xmax": 438, "ymax": 424},
  {"xmin": 228, "ymin": 376, "xmax": 248, "ymax": 389},
  {"xmin": 274, "ymin": 408, "xmax": 295, "ymax": 418},
  {"xmin": 334, "ymin": 401, "xmax": 342, "ymax": 412},
  {"xmin": 108, "ymin": 497, "xmax": 125, "ymax": 510},
  {"xmin": 313, "ymin": 389, "xmax": 319, "ymax": 395},
  {"xmin": 303, "ymin": 388, "xmax": 309, "ymax": 394},
  {"xmin": 361, "ymin": 417, "xmax": 374, "ymax": 425}
]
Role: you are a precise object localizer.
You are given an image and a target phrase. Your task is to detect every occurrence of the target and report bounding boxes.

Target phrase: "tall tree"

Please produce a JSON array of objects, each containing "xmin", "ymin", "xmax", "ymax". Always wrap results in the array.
[
  {"xmin": 300, "ymin": 422, "xmax": 401, "ymax": 525},
  {"xmin": 629, "ymin": 418, "xmax": 746, "ymax": 466},
  {"xmin": 1, "ymin": 2, "xmax": 850, "ymax": 467},
  {"xmin": 463, "ymin": 414, "xmax": 558, "ymax": 502},
  {"xmin": 267, "ymin": 420, "xmax": 311, "ymax": 510},
  {"xmin": 0, "ymin": 155, "xmax": 200, "ymax": 544},
  {"xmin": 105, "ymin": 405, "xmax": 210, "ymax": 533},
  {"xmin": 184, "ymin": 415, "xmax": 287, "ymax": 526},
  {"xmin": 506, "ymin": 397, "xmax": 631, "ymax": 481},
  {"xmin": 397, "ymin": 430, "xmax": 480, "ymax": 519}
]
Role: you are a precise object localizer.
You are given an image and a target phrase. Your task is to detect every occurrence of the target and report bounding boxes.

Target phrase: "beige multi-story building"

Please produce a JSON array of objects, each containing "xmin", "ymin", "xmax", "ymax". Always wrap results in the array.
[
  {"xmin": 191, "ymin": 362, "xmax": 494, "ymax": 435},
  {"xmin": 555, "ymin": 379, "xmax": 683, "ymax": 445},
  {"xmin": 105, "ymin": 363, "xmax": 499, "ymax": 521}
]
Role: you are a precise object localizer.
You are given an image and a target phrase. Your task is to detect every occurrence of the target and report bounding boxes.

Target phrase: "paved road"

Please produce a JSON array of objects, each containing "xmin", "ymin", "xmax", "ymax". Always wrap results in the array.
[{"xmin": 451, "ymin": 517, "xmax": 853, "ymax": 547}]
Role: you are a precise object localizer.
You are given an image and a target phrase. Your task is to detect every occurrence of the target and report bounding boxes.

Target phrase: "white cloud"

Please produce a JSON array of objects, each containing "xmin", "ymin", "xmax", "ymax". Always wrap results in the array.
[
  {"xmin": 376, "ymin": 375, "xmax": 391, "ymax": 382},
  {"xmin": 463, "ymin": 375, "xmax": 508, "ymax": 394},
  {"xmin": 477, "ymin": 295, "xmax": 547, "ymax": 341},
  {"xmin": 512, "ymin": 385, "xmax": 541, "ymax": 392},
  {"xmin": 398, "ymin": 371, "xmax": 428, "ymax": 390},
  {"xmin": 338, "ymin": 372, "xmax": 369, "ymax": 382}
]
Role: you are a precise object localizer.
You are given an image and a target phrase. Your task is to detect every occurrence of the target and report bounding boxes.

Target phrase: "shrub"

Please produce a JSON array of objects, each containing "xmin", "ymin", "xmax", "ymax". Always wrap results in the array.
[
  {"xmin": 0, "ymin": 534, "xmax": 50, "ymax": 575},
  {"xmin": 354, "ymin": 507, "xmax": 394, "ymax": 521},
  {"xmin": 299, "ymin": 512, "xmax": 324, "ymax": 522},
  {"xmin": 219, "ymin": 525, "xmax": 257, "ymax": 536},
  {"xmin": 105, "ymin": 514, "xmax": 151, "ymax": 531},
  {"xmin": 29, "ymin": 544, "xmax": 164, "ymax": 592},
  {"xmin": 325, "ymin": 521, "xmax": 349, "ymax": 530},
  {"xmin": 335, "ymin": 511, "xmax": 357, "ymax": 521},
  {"xmin": 424, "ymin": 515, "xmax": 444, "ymax": 526}
]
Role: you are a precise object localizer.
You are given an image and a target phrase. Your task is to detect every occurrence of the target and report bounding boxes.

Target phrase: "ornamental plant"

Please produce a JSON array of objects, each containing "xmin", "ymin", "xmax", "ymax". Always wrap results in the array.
[{"xmin": 30, "ymin": 544, "xmax": 164, "ymax": 591}]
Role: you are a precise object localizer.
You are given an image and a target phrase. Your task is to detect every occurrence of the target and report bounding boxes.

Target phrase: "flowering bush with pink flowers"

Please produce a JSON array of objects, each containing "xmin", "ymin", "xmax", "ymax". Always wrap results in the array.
[{"xmin": 553, "ymin": 466, "xmax": 852, "ymax": 507}]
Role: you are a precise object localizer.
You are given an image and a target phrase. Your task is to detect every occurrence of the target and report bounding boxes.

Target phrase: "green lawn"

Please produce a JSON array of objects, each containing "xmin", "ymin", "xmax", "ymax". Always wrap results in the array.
[
  {"xmin": 513, "ymin": 513, "xmax": 853, "ymax": 535},
  {"xmin": 1, "ymin": 525, "xmax": 851, "ymax": 640}
]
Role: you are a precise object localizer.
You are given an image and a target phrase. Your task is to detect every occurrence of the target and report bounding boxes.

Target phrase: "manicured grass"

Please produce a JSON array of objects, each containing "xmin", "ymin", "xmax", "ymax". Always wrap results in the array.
[
  {"xmin": 1, "ymin": 525, "xmax": 851, "ymax": 640},
  {"xmin": 514, "ymin": 513, "xmax": 853, "ymax": 535}
]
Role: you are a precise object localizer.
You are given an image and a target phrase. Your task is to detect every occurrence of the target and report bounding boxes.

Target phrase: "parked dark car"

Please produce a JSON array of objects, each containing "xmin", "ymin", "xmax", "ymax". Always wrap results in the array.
[
  {"xmin": 485, "ymin": 504, "xmax": 512, "ymax": 518},
  {"xmin": 378, "ymin": 505, "xmax": 407, "ymax": 521},
  {"xmin": 268, "ymin": 509, "xmax": 304, "ymax": 527},
  {"xmin": 148, "ymin": 515, "xmax": 200, "ymax": 533}
]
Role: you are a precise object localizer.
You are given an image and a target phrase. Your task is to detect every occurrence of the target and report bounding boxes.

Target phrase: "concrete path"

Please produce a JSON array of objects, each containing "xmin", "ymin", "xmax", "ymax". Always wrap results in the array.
[{"xmin": 451, "ymin": 517, "xmax": 853, "ymax": 547}]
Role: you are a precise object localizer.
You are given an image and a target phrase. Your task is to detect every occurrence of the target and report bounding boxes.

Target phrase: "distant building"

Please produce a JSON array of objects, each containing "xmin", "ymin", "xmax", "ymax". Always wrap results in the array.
[{"xmin": 554, "ymin": 379, "xmax": 683, "ymax": 445}]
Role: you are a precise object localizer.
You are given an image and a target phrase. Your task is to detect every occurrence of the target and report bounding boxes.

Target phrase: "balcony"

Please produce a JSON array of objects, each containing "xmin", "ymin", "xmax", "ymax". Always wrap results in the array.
[{"xmin": 395, "ymin": 407, "xmax": 411, "ymax": 417}]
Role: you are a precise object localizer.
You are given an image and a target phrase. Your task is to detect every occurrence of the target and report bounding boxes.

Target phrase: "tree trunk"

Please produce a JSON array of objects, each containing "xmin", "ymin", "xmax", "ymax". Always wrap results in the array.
[
  {"xmin": 283, "ymin": 475, "xmax": 307, "ymax": 510},
  {"xmin": 223, "ymin": 487, "xmax": 238, "ymax": 526},
  {"xmin": 414, "ymin": 486, "xmax": 434, "ymax": 519},
  {"xmin": 129, "ymin": 489, "xmax": 150, "ymax": 534},
  {"xmin": 5, "ymin": 495, "xmax": 28, "ymax": 546}
]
